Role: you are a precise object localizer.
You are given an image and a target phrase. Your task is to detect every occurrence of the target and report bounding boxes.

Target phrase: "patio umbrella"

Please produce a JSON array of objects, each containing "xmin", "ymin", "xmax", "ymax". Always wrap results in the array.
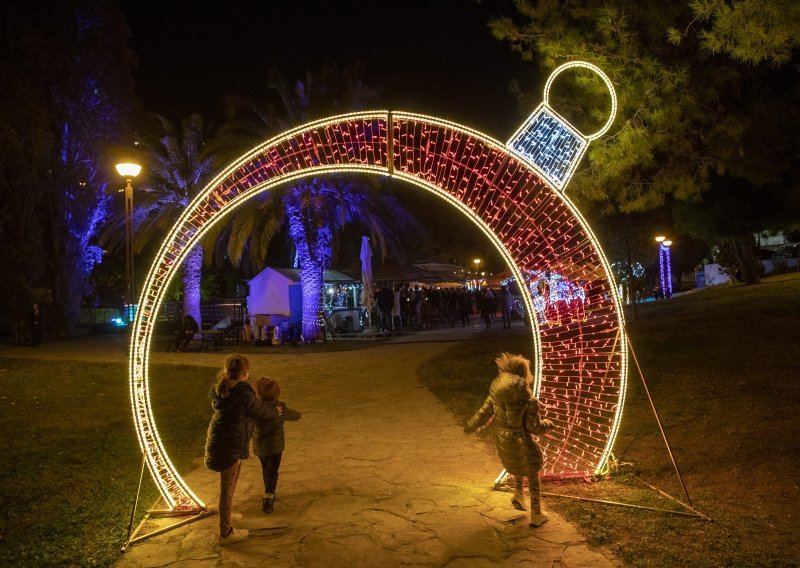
[{"xmin": 360, "ymin": 236, "xmax": 374, "ymax": 327}]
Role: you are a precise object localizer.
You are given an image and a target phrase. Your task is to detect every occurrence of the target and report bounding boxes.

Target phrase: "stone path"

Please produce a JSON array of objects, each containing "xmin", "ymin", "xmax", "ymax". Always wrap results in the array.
[{"xmin": 2, "ymin": 329, "xmax": 617, "ymax": 567}]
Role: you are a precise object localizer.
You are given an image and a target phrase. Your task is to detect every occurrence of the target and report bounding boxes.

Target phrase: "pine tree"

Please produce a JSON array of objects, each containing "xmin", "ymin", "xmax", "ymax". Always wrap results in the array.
[{"xmin": 491, "ymin": 0, "xmax": 800, "ymax": 283}]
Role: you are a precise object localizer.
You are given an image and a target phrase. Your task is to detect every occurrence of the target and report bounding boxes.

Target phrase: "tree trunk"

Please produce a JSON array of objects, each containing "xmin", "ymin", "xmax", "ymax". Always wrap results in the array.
[
  {"xmin": 730, "ymin": 235, "xmax": 761, "ymax": 284},
  {"xmin": 285, "ymin": 185, "xmax": 334, "ymax": 342},
  {"xmin": 625, "ymin": 235, "xmax": 638, "ymax": 320},
  {"xmin": 182, "ymin": 244, "xmax": 203, "ymax": 326},
  {"xmin": 298, "ymin": 261, "xmax": 325, "ymax": 342}
]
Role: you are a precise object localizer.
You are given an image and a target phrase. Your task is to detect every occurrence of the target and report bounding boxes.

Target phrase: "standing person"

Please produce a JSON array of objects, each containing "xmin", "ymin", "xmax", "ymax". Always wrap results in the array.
[
  {"xmin": 376, "ymin": 285, "xmax": 394, "ymax": 333},
  {"xmin": 487, "ymin": 288, "xmax": 498, "ymax": 320},
  {"xmin": 391, "ymin": 285, "xmax": 402, "ymax": 332},
  {"xmin": 401, "ymin": 284, "xmax": 412, "ymax": 327},
  {"xmin": 496, "ymin": 287, "xmax": 507, "ymax": 328},
  {"xmin": 412, "ymin": 284, "xmax": 423, "ymax": 329},
  {"xmin": 253, "ymin": 377, "xmax": 301, "ymax": 514},
  {"xmin": 204, "ymin": 354, "xmax": 285, "ymax": 545},
  {"xmin": 447, "ymin": 289, "xmax": 458, "ymax": 327},
  {"xmin": 458, "ymin": 288, "xmax": 471, "ymax": 327},
  {"xmin": 501, "ymin": 285, "xmax": 514, "ymax": 329},
  {"xmin": 463, "ymin": 353, "xmax": 554, "ymax": 527},
  {"xmin": 29, "ymin": 303, "xmax": 42, "ymax": 347},
  {"xmin": 174, "ymin": 313, "xmax": 199, "ymax": 352},
  {"xmin": 479, "ymin": 290, "xmax": 492, "ymax": 329}
]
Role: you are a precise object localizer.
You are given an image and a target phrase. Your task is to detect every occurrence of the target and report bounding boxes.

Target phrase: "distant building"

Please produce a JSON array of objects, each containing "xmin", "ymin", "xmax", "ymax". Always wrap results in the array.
[
  {"xmin": 246, "ymin": 267, "xmax": 362, "ymax": 331},
  {"xmin": 755, "ymin": 231, "xmax": 790, "ymax": 248}
]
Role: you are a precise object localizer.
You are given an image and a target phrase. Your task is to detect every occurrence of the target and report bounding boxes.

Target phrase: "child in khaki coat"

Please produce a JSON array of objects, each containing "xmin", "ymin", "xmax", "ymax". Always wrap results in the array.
[
  {"xmin": 464, "ymin": 353, "xmax": 554, "ymax": 526},
  {"xmin": 253, "ymin": 377, "xmax": 301, "ymax": 513}
]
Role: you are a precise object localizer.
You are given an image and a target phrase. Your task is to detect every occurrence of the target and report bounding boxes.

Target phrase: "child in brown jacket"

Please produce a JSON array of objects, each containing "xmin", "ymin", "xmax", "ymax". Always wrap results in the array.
[{"xmin": 253, "ymin": 377, "xmax": 301, "ymax": 513}]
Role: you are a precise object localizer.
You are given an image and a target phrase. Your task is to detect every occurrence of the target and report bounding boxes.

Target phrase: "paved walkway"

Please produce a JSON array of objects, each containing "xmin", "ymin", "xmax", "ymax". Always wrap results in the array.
[{"xmin": 2, "ymin": 328, "xmax": 616, "ymax": 567}]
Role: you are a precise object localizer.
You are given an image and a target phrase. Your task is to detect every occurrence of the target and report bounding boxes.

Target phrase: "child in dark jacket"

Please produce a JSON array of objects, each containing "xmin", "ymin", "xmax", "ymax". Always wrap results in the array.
[
  {"xmin": 253, "ymin": 377, "xmax": 301, "ymax": 513},
  {"xmin": 204, "ymin": 355, "xmax": 285, "ymax": 545}
]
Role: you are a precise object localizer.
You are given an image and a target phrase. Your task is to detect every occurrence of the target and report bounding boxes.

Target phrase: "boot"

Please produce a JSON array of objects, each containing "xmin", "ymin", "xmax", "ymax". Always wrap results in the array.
[
  {"xmin": 511, "ymin": 475, "xmax": 526, "ymax": 511},
  {"xmin": 219, "ymin": 527, "xmax": 248, "ymax": 546},
  {"xmin": 528, "ymin": 476, "xmax": 549, "ymax": 527},
  {"xmin": 262, "ymin": 492, "xmax": 274, "ymax": 514}
]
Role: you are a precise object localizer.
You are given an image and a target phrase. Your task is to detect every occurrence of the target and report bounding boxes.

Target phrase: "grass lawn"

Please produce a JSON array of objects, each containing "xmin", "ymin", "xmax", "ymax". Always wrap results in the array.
[
  {"xmin": 0, "ymin": 360, "xmax": 213, "ymax": 567},
  {"xmin": 418, "ymin": 273, "xmax": 800, "ymax": 567},
  {"xmin": 0, "ymin": 273, "xmax": 797, "ymax": 566}
]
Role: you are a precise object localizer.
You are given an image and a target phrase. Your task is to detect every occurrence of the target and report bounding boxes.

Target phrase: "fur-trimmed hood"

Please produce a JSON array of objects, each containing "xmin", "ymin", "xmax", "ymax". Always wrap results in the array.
[{"xmin": 490, "ymin": 371, "xmax": 533, "ymax": 407}]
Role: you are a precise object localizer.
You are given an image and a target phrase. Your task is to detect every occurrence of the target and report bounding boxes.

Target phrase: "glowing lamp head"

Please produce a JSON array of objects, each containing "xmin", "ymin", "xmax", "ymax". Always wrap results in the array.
[
  {"xmin": 655, "ymin": 236, "xmax": 666, "ymax": 243},
  {"xmin": 116, "ymin": 163, "xmax": 141, "ymax": 178},
  {"xmin": 473, "ymin": 258, "xmax": 481, "ymax": 265},
  {"xmin": 663, "ymin": 240, "xmax": 672, "ymax": 247}
]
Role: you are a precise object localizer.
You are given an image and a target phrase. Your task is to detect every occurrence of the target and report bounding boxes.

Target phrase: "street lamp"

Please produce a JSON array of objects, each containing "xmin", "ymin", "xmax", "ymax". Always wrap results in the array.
[
  {"xmin": 655, "ymin": 236, "xmax": 673, "ymax": 298},
  {"xmin": 116, "ymin": 162, "xmax": 141, "ymax": 323}
]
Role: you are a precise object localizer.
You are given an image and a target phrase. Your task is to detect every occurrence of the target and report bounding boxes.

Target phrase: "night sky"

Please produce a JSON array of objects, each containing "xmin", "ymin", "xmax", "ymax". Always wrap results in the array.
[{"xmin": 119, "ymin": 0, "xmax": 535, "ymax": 141}]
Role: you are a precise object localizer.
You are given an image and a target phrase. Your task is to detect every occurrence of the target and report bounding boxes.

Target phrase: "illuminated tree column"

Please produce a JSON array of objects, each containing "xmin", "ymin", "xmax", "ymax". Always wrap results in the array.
[{"xmin": 659, "ymin": 241, "xmax": 673, "ymax": 298}]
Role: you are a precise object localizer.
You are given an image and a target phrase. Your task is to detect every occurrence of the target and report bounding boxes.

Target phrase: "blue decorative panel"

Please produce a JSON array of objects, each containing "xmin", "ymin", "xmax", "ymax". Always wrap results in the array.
[{"xmin": 507, "ymin": 106, "xmax": 587, "ymax": 191}]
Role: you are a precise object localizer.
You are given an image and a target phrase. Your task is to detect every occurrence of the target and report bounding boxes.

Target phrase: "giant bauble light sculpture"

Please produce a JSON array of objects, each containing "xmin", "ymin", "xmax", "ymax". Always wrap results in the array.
[{"xmin": 129, "ymin": 62, "xmax": 626, "ymax": 511}]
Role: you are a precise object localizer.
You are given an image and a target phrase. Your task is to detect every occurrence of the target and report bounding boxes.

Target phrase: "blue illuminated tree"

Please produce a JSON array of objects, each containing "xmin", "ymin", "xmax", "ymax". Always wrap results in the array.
[
  {"xmin": 0, "ymin": 1, "xmax": 135, "ymax": 334},
  {"xmin": 213, "ymin": 64, "xmax": 418, "ymax": 341}
]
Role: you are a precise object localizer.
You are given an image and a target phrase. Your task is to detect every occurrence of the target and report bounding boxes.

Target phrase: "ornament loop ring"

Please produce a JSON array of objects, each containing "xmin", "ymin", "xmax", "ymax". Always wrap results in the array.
[{"xmin": 543, "ymin": 61, "xmax": 617, "ymax": 141}]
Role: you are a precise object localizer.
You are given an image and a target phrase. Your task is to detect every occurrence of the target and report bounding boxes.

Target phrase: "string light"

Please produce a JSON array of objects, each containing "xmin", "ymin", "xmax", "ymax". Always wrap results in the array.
[
  {"xmin": 658, "ymin": 239, "xmax": 673, "ymax": 298},
  {"xmin": 506, "ymin": 61, "xmax": 617, "ymax": 191},
  {"xmin": 503, "ymin": 270, "xmax": 587, "ymax": 325},
  {"xmin": 129, "ymin": 101, "xmax": 626, "ymax": 510}
]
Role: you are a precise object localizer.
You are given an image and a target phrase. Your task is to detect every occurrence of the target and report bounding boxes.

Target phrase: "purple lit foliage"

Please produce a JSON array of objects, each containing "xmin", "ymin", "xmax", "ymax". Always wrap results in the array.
[
  {"xmin": 49, "ymin": 5, "xmax": 135, "ymax": 330},
  {"xmin": 285, "ymin": 181, "xmax": 341, "ymax": 341}
]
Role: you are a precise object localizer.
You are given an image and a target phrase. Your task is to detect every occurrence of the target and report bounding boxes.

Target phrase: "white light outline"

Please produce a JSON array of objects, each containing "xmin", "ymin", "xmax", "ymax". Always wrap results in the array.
[
  {"xmin": 505, "ymin": 61, "xmax": 618, "ymax": 191},
  {"xmin": 543, "ymin": 61, "xmax": 617, "ymax": 141},
  {"xmin": 129, "ymin": 108, "xmax": 627, "ymax": 510}
]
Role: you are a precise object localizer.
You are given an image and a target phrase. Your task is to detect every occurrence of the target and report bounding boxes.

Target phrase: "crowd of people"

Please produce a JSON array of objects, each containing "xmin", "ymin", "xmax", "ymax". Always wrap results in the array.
[{"xmin": 374, "ymin": 283, "xmax": 518, "ymax": 332}]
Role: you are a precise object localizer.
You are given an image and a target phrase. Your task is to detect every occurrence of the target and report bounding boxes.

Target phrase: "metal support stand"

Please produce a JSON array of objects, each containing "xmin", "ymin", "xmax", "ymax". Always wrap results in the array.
[
  {"xmin": 121, "ymin": 505, "xmax": 212, "ymax": 551},
  {"xmin": 124, "ymin": 454, "xmax": 147, "ymax": 547},
  {"xmin": 121, "ymin": 454, "xmax": 213, "ymax": 552},
  {"xmin": 626, "ymin": 335, "xmax": 693, "ymax": 505},
  {"xmin": 540, "ymin": 489, "xmax": 711, "ymax": 521}
]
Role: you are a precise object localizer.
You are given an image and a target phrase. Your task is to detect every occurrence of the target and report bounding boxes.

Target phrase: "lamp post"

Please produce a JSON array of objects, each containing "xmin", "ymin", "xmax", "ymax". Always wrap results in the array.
[
  {"xmin": 116, "ymin": 162, "xmax": 141, "ymax": 323},
  {"xmin": 470, "ymin": 258, "xmax": 482, "ymax": 290},
  {"xmin": 655, "ymin": 236, "xmax": 673, "ymax": 298}
]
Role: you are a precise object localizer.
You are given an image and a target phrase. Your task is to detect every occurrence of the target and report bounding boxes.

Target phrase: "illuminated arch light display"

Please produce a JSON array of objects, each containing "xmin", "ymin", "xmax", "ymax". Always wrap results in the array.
[{"xmin": 130, "ymin": 62, "xmax": 626, "ymax": 511}]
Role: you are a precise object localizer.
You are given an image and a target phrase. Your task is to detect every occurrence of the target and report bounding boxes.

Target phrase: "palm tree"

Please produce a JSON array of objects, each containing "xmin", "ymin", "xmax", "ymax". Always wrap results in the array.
[
  {"xmin": 130, "ymin": 113, "xmax": 215, "ymax": 325},
  {"xmin": 221, "ymin": 175, "xmax": 418, "ymax": 341},
  {"xmin": 213, "ymin": 64, "xmax": 419, "ymax": 341}
]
